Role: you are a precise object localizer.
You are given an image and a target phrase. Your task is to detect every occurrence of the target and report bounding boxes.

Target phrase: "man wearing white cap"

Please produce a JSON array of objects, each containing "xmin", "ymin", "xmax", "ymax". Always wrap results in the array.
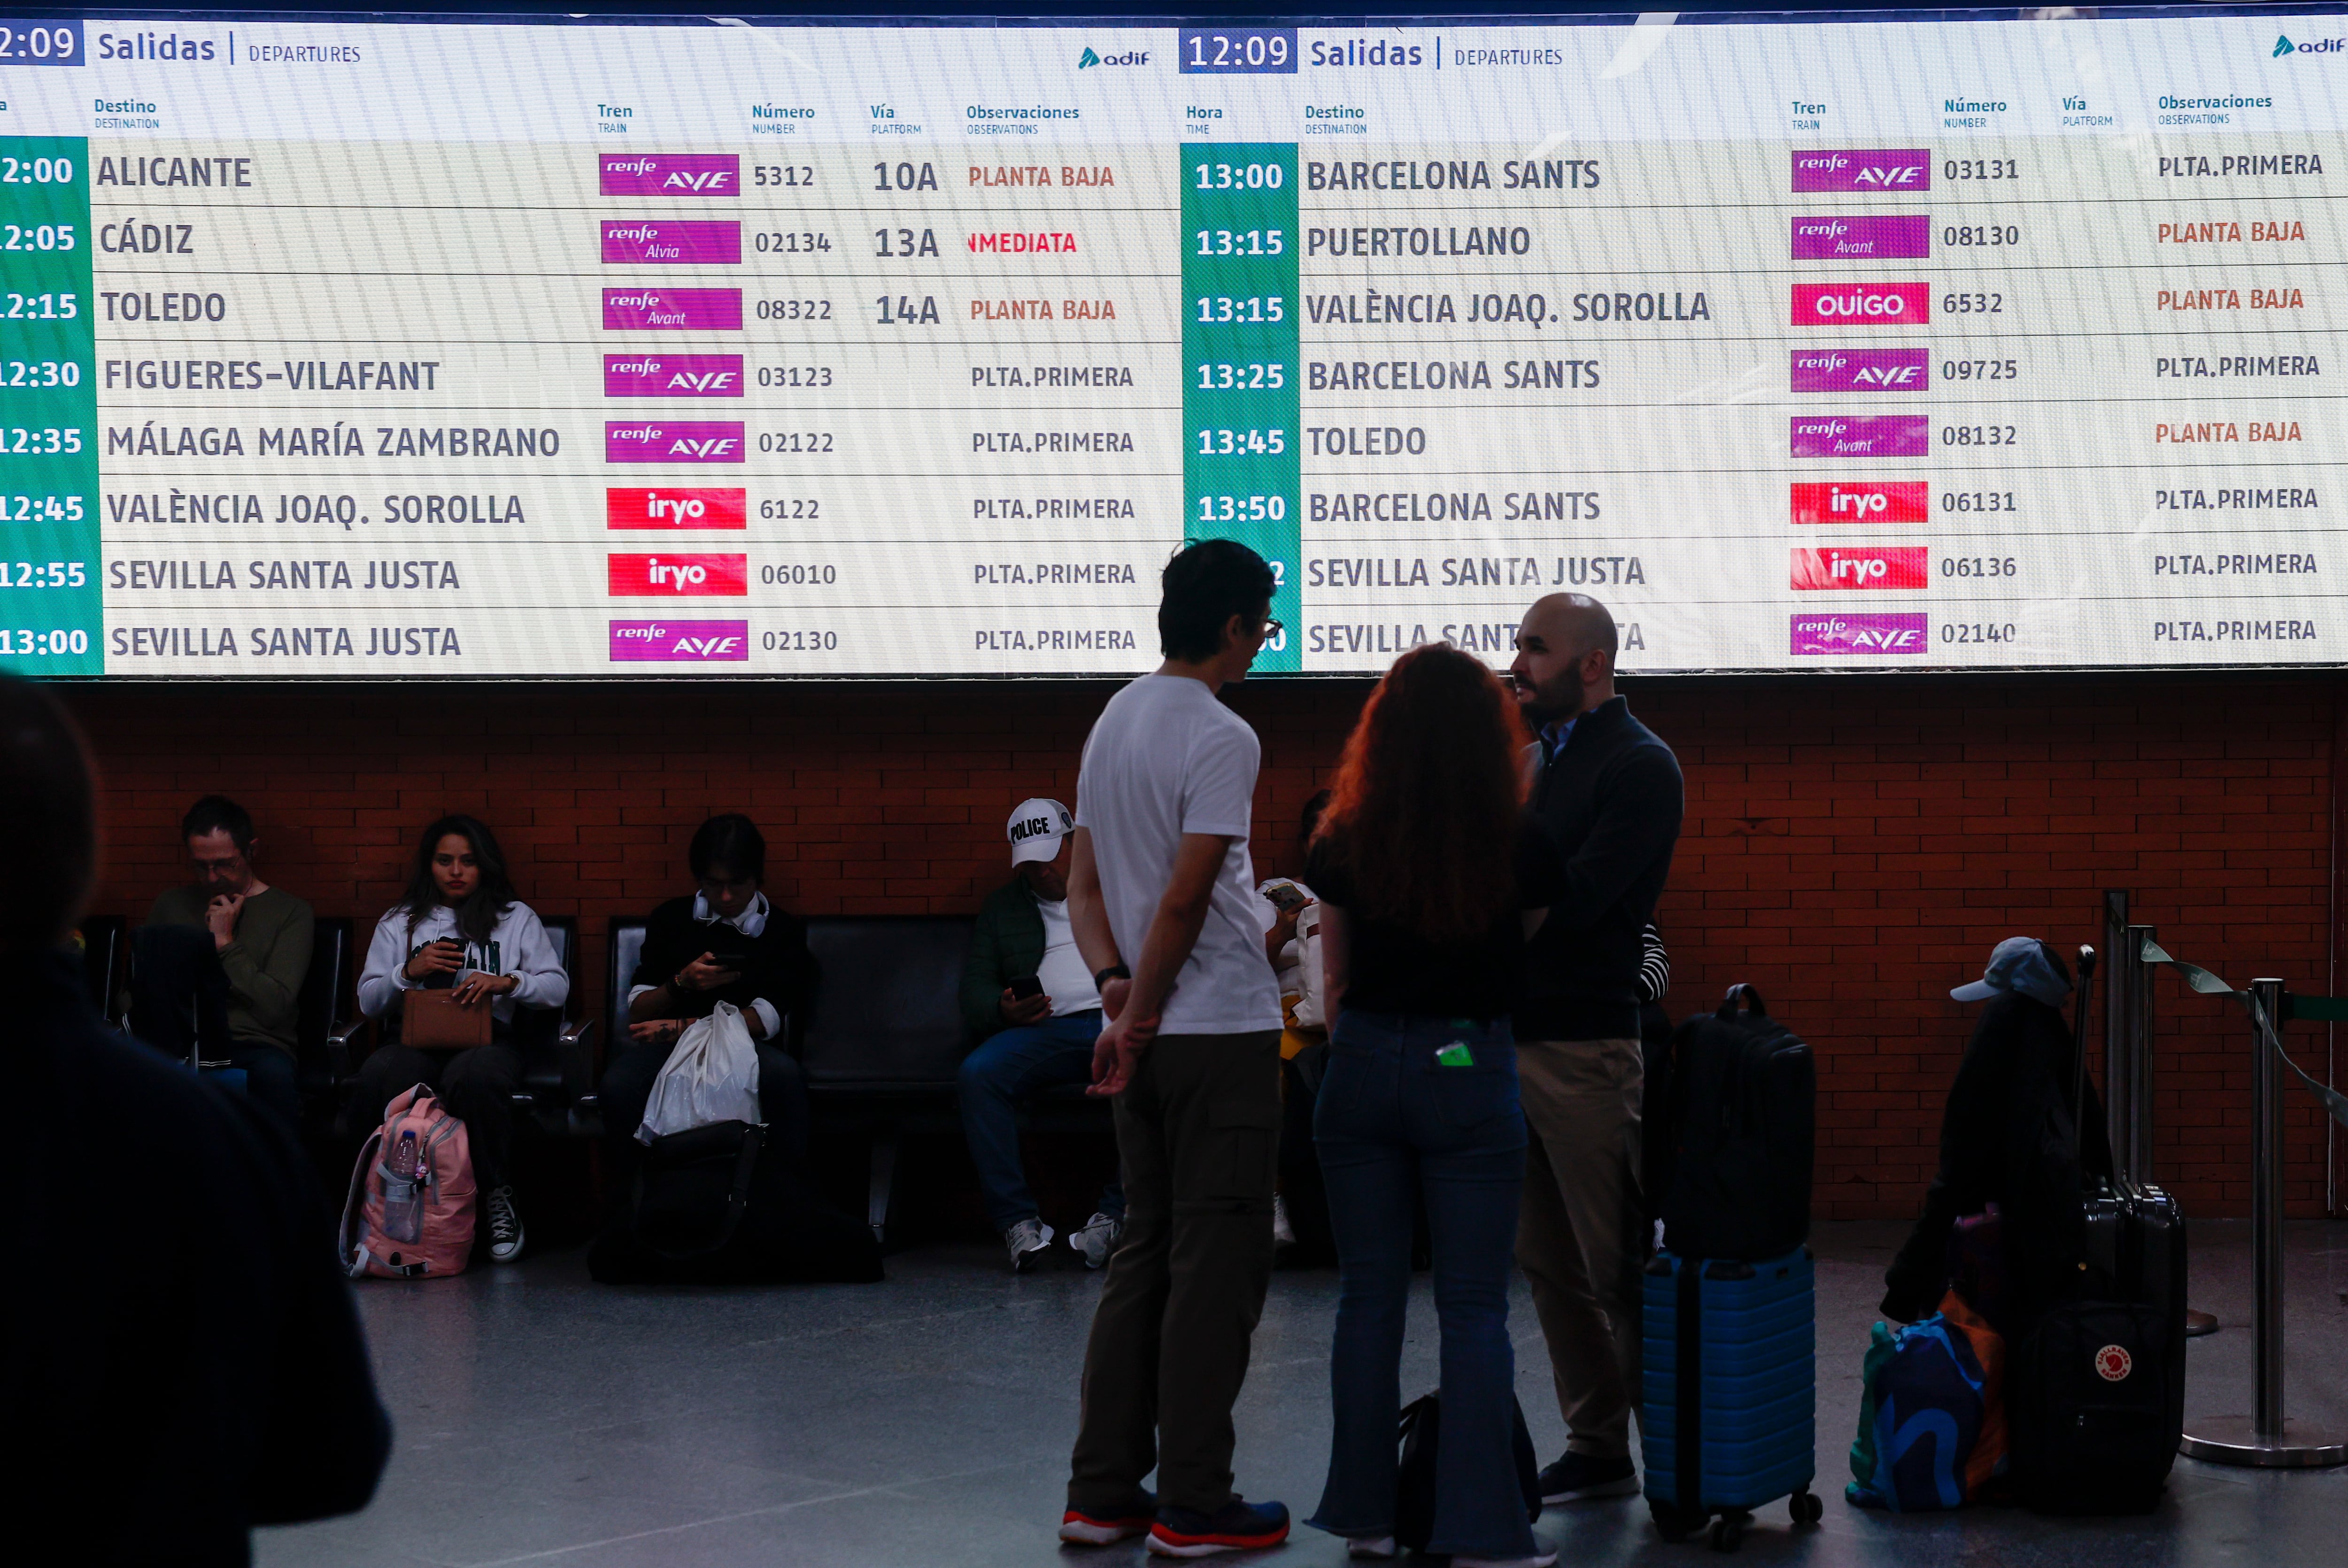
[{"xmin": 958, "ymin": 797, "xmax": 1124, "ymax": 1272}]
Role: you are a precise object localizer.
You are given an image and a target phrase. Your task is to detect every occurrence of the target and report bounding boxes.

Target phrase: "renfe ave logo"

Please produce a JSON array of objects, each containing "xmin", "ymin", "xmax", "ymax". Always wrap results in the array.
[
  {"xmin": 1790, "ymin": 481, "xmax": 1930, "ymax": 525},
  {"xmin": 605, "ymin": 488, "xmax": 747, "ymax": 529}
]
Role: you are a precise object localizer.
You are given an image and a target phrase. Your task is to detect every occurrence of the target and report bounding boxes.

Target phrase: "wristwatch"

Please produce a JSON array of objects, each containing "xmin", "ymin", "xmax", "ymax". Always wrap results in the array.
[{"xmin": 1094, "ymin": 964, "xmax": 1131, "ymax": 988}]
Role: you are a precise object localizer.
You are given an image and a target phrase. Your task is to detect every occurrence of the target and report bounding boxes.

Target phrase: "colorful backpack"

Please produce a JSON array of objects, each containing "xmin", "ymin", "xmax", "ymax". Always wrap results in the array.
[
  {"xmin": 339, "ymin": 1085, "xmax": 476, "ymax": 1278},
  {"xmin": 1848, "ymin": 1291, "xmax": 2008, "ymax": 1510}
]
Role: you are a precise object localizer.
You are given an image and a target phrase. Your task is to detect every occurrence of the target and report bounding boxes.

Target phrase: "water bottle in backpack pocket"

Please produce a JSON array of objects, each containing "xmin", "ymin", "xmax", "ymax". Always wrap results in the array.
[{"xmin": 340, "ymin": 1084, "xmax": 476, "ymax": 1278}]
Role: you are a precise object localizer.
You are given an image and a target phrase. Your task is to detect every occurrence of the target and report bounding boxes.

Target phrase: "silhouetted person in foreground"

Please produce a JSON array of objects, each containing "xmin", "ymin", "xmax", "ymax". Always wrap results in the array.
[{"xmin": 0, "ymin": 678, "xmax": 390, "ymax": 1566}]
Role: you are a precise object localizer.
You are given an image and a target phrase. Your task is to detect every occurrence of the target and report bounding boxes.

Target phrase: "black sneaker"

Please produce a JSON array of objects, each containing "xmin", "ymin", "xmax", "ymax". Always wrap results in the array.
[
  {"xmin": 1061, "ymin": 1487, "xmax": 1157, "ymax": 1546},
  {"xmin": 1536, "ymin": 1451, "xmax": 1637, "ymax": 1504},
  {"xmin": 1147, "ymin": 1496, "xmax": 1290, "ymax": 1557},
  {"xmin": 485, "ymin": 1184, "xmax": 525, "ymax": 1264}
]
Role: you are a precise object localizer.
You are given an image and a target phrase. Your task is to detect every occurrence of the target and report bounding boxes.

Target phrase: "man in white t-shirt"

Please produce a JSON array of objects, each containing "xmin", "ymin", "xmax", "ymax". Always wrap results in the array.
[
  {"xmin": 1058, "ymin": 540, "xmax": 1291, "ymax": 1558},
  {"xmin": 956, "ymin": 798, "xmax": 1125, "ymax": 1273}
]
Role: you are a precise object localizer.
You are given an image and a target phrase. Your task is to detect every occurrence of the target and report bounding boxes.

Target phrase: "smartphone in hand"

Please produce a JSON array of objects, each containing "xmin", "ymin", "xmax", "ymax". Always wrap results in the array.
[{"xmin": 1008, "ymin": 974, "xmax": 1044, "ymax": 1001}]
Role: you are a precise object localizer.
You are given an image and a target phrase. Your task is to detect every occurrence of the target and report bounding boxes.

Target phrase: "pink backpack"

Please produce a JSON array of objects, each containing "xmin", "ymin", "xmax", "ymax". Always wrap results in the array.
[{"xmin": 340, "ymin": 1085, "xmax": 476, "ymax": 1278}]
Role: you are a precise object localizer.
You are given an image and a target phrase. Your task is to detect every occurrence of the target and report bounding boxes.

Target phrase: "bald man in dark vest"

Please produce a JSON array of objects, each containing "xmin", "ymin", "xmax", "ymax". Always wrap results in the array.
[{"xmin": 1506, "ymin": 594, "xmax": 1684, "ymax": 1505}]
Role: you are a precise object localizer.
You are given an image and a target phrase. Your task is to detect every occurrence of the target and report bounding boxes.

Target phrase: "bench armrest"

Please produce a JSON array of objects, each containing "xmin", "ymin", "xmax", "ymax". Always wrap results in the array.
[
  {"xmin": 325, "ymin": 1017, "xmax": 368, "ymax": 1081},
  {"xmin": 557, "ymin": 1015, "xmax": 596, "ymax": 1100}
]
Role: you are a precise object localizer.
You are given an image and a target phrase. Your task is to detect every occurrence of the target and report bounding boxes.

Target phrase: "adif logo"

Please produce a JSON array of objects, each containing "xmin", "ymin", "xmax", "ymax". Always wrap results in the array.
[
  {"xmin": 1078, "ymin": 46, "xmax": 1101, "ymax": 67},
  {"xmin": 1078, "ymin": 46, "xmax": 1147, "ymax": 68},
  {"xmin": 2275, "ymin": 34, "xmax": 2346, "ymax": 55},
  {"xmin": 1790, "ymin": 481, "xmax": 1929, "ymax": 525}
]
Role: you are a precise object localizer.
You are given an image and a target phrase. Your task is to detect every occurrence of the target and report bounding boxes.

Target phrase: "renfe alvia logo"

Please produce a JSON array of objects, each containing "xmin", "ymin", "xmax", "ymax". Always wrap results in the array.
[{"xmin": 1077, "ymin": 46, "xmax": 1148, "ymax": 68}]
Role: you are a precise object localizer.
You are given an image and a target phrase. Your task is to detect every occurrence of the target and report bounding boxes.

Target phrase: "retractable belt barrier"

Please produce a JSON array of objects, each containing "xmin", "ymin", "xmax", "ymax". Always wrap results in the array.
[
  {"xmin": 2137, "ymin": 938, "xmax": 2348, "ymax": 1132},
  {"xmin": 2137, "ymin": 935, "xmax": 2348, "ymax": 1468}
]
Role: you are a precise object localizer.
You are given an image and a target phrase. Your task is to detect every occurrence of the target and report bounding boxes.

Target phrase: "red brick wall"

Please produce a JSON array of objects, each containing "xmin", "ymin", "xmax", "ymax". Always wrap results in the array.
[{"xmin": 60, "ymin": 673, "xmax": 2342, "ymax": 1220}]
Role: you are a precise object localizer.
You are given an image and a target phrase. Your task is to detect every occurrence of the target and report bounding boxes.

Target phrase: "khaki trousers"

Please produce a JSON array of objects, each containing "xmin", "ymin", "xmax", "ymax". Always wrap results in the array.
[
  {"xmin": 1514, "ymin": 1036, "xmax": 1646, "ymax": 1460},
  {"xmin": 1067, "ymin": 1029, "xmax": 1283, "ymax": 1514}
]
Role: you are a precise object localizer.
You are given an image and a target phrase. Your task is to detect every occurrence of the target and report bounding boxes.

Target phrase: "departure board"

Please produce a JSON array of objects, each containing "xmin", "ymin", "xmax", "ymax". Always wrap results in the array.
[{"xmin": 3, "ymin": 9, "xmax": 2347, "ymax": 677}]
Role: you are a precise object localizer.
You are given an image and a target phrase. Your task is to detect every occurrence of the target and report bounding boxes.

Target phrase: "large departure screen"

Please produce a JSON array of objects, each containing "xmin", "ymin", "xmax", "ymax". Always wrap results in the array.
[{"xmin": 1, "ymin": 9, "xmax": 2344, "ymax": 676}]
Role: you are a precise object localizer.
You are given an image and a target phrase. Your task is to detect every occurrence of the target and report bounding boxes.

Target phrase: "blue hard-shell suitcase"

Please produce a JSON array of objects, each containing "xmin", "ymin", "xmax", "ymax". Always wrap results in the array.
[{"xmin": 1641, "ymin": 1247, "xmax": 1823, "ymax": 1551}]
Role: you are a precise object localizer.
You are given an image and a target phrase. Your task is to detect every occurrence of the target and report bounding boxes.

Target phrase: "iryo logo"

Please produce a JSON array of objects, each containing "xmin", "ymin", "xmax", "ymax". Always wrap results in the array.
[
  {"xmin": 604, "ymin": 354, "xmax": 745, "ymax": 397},
  {"xmin": 1791, "ymin": 481, "xmax": 1929, "ymax": 525},
  {"xmin": 609, "ymin": 619, "xmax": 750, "ymax": 662},
  {"xmin": 605, "ymin": 421, "xmax": 747, "ymax": 463},
  {"xmin": 608, "ymin": 554, "xmax": 749, "ymax": 596},
  {"xmin": 1791, "ymin": 148, "xmax": 1932, "ymax": 193},
  {"xmin": 1792, "ymin": 281, "xmax": 1930, "ymax": 325},
  {"xmin": 605, "ymin": 487, "xmax": 747, "ymax": 529},
  {"xmin": 1790, "ymin": 348, "xmax": 1930, "ymax": 393},
  {"xmin": 599, "ymin": 154, "xmax": 741, "ymax": 196},
  {"xmin": 1791, "ymin": 547, "xmax": 1929, "ymax": 589},
  {"xmin": 1789, "ymin": 612, "xmax": 1929, "ymax": 656}
]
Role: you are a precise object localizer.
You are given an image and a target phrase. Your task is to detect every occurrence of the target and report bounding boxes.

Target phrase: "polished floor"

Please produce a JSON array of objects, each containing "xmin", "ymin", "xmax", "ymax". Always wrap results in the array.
[{"xmin": 261, "ymin": 1220, "xmax": 2348, "ymax": 1568}]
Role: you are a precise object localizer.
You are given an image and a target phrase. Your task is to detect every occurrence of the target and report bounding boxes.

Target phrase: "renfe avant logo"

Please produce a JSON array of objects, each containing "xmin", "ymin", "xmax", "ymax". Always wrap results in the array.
[
  {"xmin": 1792, "ymin": 281, "xmax": 1930, "ymax": 325},
  {"xmin": 1791, "ymin": 149, "xmax": 1931, "ymax": 192},
  {"xmin": 1790, "ymin": 348, "xmax": 1930, "ymax": 393},
  {"xmin": 1789, "ymin": 612, "xmax": 1929, "ymax": 656},
  {"xmin": 608, "ymin": 554, "xmax": 749, "ymax": 596},
  {"xmin": 1790, "ymin": 481, "xmax": 1929, "ymax": 525},
  {"xmin": 1790, "ymin": 546, "xmax": 1929, "ymax": 589},
  {"xmin": 600, "ymin": 220, "xmax": 742, "ymax": 265},
  {"xmin": 1790, "ymin": 215, "xmax": 1931, "ymax": 261},
  {"xmin": 609, "ymin": 620, "xmax": 750, "ymax": 662},
  {"xmin": 605, "ymin": 488, "xmax": 747, "ymax": 529},
  {"xmin": 599, "ymin": 154, "xmax": 740, "ymax": 196},
  {"xmin": 602, "ymin": 288, "xmax": 743, "ymax": 331},
  {"xmin": 1790, "ymin": 415, "xmax": 1931, "ymax": 457},
  {"xmin": 605, "ymin": 421, "xmax": 746, "ymax": 463},
  {"xmin": 603, "ymin": 354, "xmax": 744, "ymax": 397}
]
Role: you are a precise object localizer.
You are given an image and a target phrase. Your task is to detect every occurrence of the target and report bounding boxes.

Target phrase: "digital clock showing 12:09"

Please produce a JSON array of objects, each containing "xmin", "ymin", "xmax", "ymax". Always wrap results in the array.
[{"xmin": 1179, "ymin": 28, "xmax": 1296, "ymax": 73}]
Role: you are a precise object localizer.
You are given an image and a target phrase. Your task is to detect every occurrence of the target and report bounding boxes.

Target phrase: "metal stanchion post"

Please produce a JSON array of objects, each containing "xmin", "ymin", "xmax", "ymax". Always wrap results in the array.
[
  {"xmin": 2103, "ymin": 891, "xmax": 2132, "ymax": 1176},
  {"xmin": 2179, "ymin": 979, "xmax": 2347, "ymax": 1467}
]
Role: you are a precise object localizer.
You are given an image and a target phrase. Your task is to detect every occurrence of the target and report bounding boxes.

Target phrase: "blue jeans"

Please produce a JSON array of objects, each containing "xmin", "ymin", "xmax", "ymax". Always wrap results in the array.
[
  {"xmin": 1308, "ymin": 1012, "xmax": 1533, "ymax": 1559},
  {"xmin": 957, "ymin": 1011, "xmax": 1123, "ymax": 1233}
]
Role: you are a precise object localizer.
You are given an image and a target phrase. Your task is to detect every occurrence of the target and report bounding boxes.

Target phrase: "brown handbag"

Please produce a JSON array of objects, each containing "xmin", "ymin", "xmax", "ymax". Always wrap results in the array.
[{"xmin": 401, "ymin": 986, "xmax": 494, "ymax": 1049}]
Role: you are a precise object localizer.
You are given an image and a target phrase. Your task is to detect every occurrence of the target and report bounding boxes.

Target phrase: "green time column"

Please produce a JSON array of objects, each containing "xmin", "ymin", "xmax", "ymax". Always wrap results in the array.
[
  {"xmin": 0, "ymin": 137, "xmax": 99, "ymax": 676},
  {"xmin": 1182, "ymin": 146, "xmax": 1298, "ymax": 672}
]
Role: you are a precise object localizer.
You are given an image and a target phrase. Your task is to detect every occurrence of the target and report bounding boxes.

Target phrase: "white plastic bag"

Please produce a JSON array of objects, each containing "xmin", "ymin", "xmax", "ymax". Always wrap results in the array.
[
  {"xmin": 636, "ymin": 1001, "xmax": 762, "ymax": 1144},
  {"xmin": 1290, "ymin": 905, "xmax": 1327, "ymax": 1031}
]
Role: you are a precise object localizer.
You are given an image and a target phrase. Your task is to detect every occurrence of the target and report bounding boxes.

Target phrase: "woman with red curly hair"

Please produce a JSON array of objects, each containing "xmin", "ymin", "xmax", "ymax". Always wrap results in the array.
[{"xmin": 1302, "ymin": 642, "xmax": 1565, "ymax": 1568}]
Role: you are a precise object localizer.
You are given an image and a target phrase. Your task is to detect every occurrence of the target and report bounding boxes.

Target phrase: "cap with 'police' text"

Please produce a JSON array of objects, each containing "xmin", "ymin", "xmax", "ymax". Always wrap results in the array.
[{"xmin": 1007, "ymin": 798, "xmax": 1074, "ymax": 865}]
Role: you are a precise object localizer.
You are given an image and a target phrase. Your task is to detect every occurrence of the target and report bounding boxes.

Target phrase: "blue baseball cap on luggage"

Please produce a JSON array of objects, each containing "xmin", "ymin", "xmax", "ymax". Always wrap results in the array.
[{"xmin": 1951, "ymin": 936, "xmax": 2072, "ymax": 1007}]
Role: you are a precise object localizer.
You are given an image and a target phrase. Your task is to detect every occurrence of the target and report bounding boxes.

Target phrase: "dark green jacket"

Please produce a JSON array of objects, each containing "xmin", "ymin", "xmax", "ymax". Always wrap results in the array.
[{"xmin": 961, "ymin": 878, "xmax": 1047, "ymax": 1042}]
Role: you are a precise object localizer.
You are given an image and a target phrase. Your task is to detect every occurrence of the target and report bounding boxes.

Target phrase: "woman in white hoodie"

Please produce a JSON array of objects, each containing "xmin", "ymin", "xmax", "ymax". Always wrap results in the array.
[{"xmin": 355, "ymin": 814, "xmax": 568, "ymax": 1262}]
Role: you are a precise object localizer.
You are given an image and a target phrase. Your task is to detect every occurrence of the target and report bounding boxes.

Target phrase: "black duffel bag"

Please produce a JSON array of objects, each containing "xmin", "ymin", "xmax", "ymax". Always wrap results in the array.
[
  {"xmin": 589, "ymin": 1120, "xmax": 882, "ymax": 1286},
  {"xmin": 1655, "ymin": 985, "xmax": 1815, "ymax": 1262}
]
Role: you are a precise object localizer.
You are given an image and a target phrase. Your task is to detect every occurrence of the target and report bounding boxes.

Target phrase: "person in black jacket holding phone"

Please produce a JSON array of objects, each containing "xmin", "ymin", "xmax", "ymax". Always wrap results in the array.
[{"xmin": 598, "ymin": 815, "xmax": 819, "ymax": 1167}]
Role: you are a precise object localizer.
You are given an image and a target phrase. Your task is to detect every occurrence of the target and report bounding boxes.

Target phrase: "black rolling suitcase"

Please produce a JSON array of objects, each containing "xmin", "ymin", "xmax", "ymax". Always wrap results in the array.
[
  {"xmin": 1654, "ymin": 985, "xmax": 1815, "ymax": 1262},
  {"xmin": 2009, "ymin": 950, "xmax": 2186, "ymax": 1514}
]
